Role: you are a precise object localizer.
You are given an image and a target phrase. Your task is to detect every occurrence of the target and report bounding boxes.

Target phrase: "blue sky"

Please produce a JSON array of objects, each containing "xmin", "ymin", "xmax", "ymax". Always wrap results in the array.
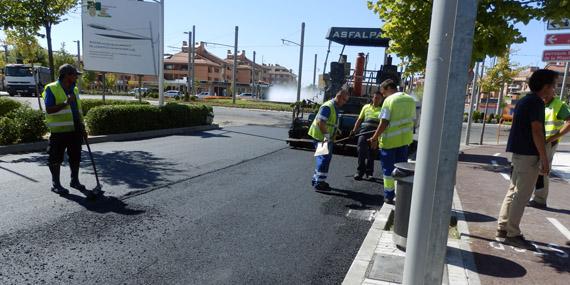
[{"xmin": 12, "ymin": 0, "xmax": 554, "ymax": 85}]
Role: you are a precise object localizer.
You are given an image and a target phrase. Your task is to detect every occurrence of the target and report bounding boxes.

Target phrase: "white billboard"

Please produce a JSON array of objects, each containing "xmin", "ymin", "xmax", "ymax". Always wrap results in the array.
[{"xmin": 82, "ymin": 0, "xmax": 160, "ymax": 75}]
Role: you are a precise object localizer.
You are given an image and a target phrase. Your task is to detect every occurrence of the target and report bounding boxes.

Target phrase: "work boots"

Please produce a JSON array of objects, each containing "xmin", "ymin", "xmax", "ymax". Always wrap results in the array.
[
  {"xmin": 70, "ymin": 162, "xmax": 87, "ymax": 191},
  {"xmin": 49, "ymin": 164, "xmax": 69, "ymax": 195}
]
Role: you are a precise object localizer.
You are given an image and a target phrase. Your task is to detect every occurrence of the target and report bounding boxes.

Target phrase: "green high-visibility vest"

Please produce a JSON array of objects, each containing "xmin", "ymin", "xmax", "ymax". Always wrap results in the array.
[
  {"xmin": 358, "ymin": 103, "xmax": 381, "ymax": 129},
  {"xmin": 42, "ymin": 81, "xmax": 83, "ymax": 133},
  {"xmin": 308, "ymin": 100, "xmax": 337, "ymax": 141},
  {"xmin": 380, "ymin": 92, "xmax": 415, "ymax": 149},
  {"xmin": 545, "ymin": 97, "xmax": 565, "ymax": 142}
]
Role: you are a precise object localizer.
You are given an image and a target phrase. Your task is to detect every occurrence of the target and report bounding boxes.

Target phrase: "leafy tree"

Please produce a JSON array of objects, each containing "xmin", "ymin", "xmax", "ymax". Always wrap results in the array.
[
  {"xmin": 4, "ymin": 29, "xmax": 47, "ymax": 65},
  {"xmin": 81, "ymin": 70, "xmax": 97, "ymax": 90},
  {"xmin": 479, "ymin": 53, "xmax": 518, "ymax": 94},
  {"xmin": 0, "ymin": 0, "xmax": 79, "ymax": 81},
  {"xmin": 53, "ymin": 43, "xmax": 76, "ymax": 78},
  {"xmin": 367, "ymin": 0, "xmax": 570, "ymax": 74}
]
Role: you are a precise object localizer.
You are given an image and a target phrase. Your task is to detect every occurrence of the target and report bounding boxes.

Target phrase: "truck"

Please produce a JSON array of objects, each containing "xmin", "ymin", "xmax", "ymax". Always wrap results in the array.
[
  {"xmin": 3, "ymin": 64, "xmax": 51, "ymax": 97},
  {"xmin": 286, "ymin": 27, "xmax": 408, "ymax": 152}
]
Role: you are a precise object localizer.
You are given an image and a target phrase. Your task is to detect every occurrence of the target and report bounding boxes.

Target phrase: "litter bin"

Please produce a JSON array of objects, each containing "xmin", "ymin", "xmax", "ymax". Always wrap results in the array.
[{"xmin": 392, "ymin": 162, "xmax": 415, "ymax": 250}]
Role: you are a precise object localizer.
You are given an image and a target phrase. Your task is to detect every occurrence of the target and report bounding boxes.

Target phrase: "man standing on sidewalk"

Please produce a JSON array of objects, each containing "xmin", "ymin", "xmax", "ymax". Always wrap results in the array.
[
  {"xmin": 369, "ymin": 80, "xmax": 416, "ymax": 204},
  {"xmin": 350, "ymin": 91, "xmax": 384, "ymax": 181},
  {"xmin": 43, "ymin": 64, "xmax": 87, "ymax": 195},
  {"xmin": 528, "ymin": 90, "xmax": 570, "ymax": 208},
  {"xmin": 497, "ymin": 69, "xmax": 558, "ymax": 249},
  {"xmin": 308, "ymin": 87, "xmax": 350, "ymax": 191}
]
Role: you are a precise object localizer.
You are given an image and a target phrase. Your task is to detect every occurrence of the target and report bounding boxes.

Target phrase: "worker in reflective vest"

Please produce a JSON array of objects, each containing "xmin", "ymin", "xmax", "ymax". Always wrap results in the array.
[
  {"xmin": 350, "ymin": 90, "xmax": 383, "ymax": 180},
  {"xmin": 307, "ymin": 87, "xmax": 350, "ymax": 191},
  {"xmin": 43, "ymin": 64, "xmax": 86, "ymax": 195},
  {"xmin": 528, "ymin": 94, "xmax": 570, "ymax": 209},
  {"xmin": 369, "ymin": 79, "xmax": 416, "ymax": 204}
]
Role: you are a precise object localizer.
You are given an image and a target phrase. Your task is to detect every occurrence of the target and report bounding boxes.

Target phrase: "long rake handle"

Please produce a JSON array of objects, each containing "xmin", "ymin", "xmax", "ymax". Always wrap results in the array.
[{"xmin": 83, "ymin": 133, "xmax": 101, "ymax": 187}]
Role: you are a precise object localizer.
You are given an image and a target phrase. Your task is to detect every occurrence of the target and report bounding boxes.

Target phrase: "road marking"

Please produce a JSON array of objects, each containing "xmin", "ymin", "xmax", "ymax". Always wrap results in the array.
[
  {"xmin": 500, "ymin": 173, "xmax": 510, "ymax": 181},
  {"xmin": 547, "ymin": 217, "xmax": 570, "ymax": 240},
  {"xmin": 493, "ymin": 153, "xmax": 501, "ymax": 157},
  {"xmin": 346, "ymin": 209, "xmax": 376, "ymax": 221}
]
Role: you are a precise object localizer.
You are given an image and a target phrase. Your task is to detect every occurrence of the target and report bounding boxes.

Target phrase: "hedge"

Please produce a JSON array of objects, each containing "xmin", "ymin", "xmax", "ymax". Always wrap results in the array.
[
  {"xmin": 81, "ymin": 99, "xmax": 150, "ymax": 116},
  {"xmin": 0, "ymin": 97, "xmax": 23, "ymax": 117},
  {"xmin": 85, "ymin": 103, "xmax": 214, "ymax": 135},
  {"xmin": 0, "ymin": 107, "xmax": 48, "ymax": 145}
]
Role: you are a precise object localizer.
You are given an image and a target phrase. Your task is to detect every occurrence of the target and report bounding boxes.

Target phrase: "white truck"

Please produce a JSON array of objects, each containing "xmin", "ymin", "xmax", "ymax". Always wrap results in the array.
[{"xmin": 3, "ymin": 64, "xmax": 51, "ymax": 97}]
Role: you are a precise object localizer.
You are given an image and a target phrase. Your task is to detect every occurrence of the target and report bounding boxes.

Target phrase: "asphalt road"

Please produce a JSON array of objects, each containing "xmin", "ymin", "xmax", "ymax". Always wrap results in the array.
[{"xmin": 0, "ymin": 124, "xmax": 384, "ymax": 284}]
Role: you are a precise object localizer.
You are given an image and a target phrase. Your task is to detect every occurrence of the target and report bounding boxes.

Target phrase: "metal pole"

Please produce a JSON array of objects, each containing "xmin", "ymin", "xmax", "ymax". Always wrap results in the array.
[
  {"xmin": 34, "ymin": 67, "xmax": 43, "ymax": 111},
  {"xmin": 191, "ymin": 25, "xmax": 196, "ymax": 97},
  {"xmin": 296, "ymin": 22, "xmax": 305, "ymax": 102},
  {"xmin": 232, "ymin": 26, "xmax": 238, "ymax": 104},
  {"xmin": 420, "ymin": 1, "xmax": 479, "ymax": 283},
  {"xmin": 465, "ymin": 61, "xmax": 480, "ymax": 145},
  {"xmin": 185, "ymin": 31, "xmax": 191, "ymax": 100},
  {"xmin": 313, "ymin": 53, "xmax": 317, "ymax": 87},
  {"xmin": 102, "ymin": 72, "xmax": 106, "ymax": 104},
  {"xmin": 158, "ymin": 0, "xmax": 165, "ymax": 106},
  {"xmin": 138, "ymin": 75, "xmax": 143, "ymax": 103},
  {"xmin": 475, "ymin": 58, "xmax": 486, "ymax": 110},
  {"xmin": 74, "ymin": 40, "xmax": 81, "ymax": 92},
  {"xmin": 561, "ymin": 62, "xmax": 569, "ymax": 101},
  {"xmin": 2, "ymin": 45, "xmax": 7, "ymax": 90},
  {"xmin": 403, "ymin": 0, "xmax": 477, "ymax": 283},
  {"xmin": 253, "ymin": 51, "xmax": 256, "ymax": 98}
]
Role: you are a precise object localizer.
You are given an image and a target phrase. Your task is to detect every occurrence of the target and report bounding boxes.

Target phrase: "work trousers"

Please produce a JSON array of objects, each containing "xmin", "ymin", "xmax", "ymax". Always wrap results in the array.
[
  {"xmin": 356, "ymin": 131, "xmax": 377, "ymax": 176},
  {"xmin": 498, "ymin": 154, "xmax": 540, "ymax": 237},
  {"xmin": 532, "ymin": 142, "xmax": 558, "ymax": 204},
  {"xmin": 312, "ymin": 141, "xmax": 333, "ymax": 187},
  {"xmin": 380, "ymin": 145, "xmax": 408, "ymax": 200},
  {"xmin": 47, "ymin": 131, "xmax": 83, "ymax": 166}
]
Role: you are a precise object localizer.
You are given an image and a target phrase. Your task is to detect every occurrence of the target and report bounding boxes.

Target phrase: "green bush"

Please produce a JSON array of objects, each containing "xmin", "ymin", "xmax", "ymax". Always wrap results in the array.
[
  {"xmin": 0, "ymin": 117, "xmax": 20, "ymax": 145},
  {"xmin": 0, "ymin": 97, "xmax": 23, "ymax": 117},
  {"xmin": 81, "ymin": 99, "xmax": 150, "ymax": 116},
  {"xmin": 9, "ymin": 107, "xmax": 49, "ymax": 143},
  {"xmin": 86, "ymin": 103, "xmax": 213, "ymax": 135}
]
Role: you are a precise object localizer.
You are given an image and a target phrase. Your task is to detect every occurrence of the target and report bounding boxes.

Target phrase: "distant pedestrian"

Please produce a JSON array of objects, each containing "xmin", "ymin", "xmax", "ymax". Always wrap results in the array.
[
  {"xmin": 369, "ymin": 80, "xmax": 416, "ymax": 204},
  {"xmin": 308, "ymin": 87, "xmax": 350, "ymax": 191},
  {"xmin": 351, "ymin": 90, "xmax": 384, "ymax": 180},
  {"xmin": 497, "ymin": 69, "xmax": 558, "ymax": 250},
  {"xmin": 43, "ymin": 64, "xmax": 87, "ymax": 195},
  {"xmin": 527, "ymin": 88, "xmax": 570, "ymax": 209}
]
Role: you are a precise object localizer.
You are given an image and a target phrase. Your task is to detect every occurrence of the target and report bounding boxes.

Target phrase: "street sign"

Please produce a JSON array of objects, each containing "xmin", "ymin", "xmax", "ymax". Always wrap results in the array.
[
  {"xmin": 548, "ymin": 19, "xmax": 570, "ymax": 30},
  {"xmin": 545, "ymin": 34, "xmax": 570, "ymax": 46},
  {"xmin": 543, "ymin": 50, "xmax": 570, "ymax": 62}
]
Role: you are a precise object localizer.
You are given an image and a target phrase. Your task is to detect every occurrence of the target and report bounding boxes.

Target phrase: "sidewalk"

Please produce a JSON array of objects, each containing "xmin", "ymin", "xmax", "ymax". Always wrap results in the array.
[{"xmin": 344, "ymin": 144, "xmax": 570, "ymax": 285}]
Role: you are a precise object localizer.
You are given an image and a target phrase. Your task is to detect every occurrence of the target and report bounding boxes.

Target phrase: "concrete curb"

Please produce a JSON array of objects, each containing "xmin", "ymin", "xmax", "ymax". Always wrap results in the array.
[
  {"xmin": 0, "ymin": 124, "xmax": 220, "ymax": 155},
  {"xmin": 343, "ymin": 204, "xmax": 395, "ymax": 285}
]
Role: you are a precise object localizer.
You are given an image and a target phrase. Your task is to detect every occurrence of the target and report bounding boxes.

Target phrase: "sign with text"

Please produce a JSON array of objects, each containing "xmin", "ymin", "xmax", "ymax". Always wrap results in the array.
[
  {"xmin": 543, "ymin": 50, "xmax": 570, "ymax": 62},
  {"xmin": 82, "ymin": 0, "xmax": 160, "ymax": 75},
  {"xmin": 545, "ymin": 34, "xmax": 570, "ymax": 46},
  {"xmin": 547, "ymin": 19, "xmax": 570, "ymax": 30}
]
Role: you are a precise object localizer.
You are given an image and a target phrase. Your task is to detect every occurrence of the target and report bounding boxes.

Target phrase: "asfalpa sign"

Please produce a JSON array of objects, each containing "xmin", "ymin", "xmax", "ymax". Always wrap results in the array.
[
  {"xmin": 82, "ymin": 0, "xmax": 160, "ymax": 75},
  {"xmin": 547, "ymin": 19, "xmax": 570, "ymax": 30}
]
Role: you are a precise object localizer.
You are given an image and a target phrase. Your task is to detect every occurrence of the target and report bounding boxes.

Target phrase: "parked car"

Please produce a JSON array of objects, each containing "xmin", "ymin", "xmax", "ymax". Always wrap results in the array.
[
  {"xmin": 238, "ymin": 92, "xmax": 255, "ymax": 99},
  {"xmin": 196, "ymin": 91, "xmax": 210, "ymax": 98},
  {"xmin": 164, "ymin": 90, "xmax": 181, "ymax": 99},
  {"xmin": 129, "ymin": 87, "xmax": 149, "ymax": 98}
]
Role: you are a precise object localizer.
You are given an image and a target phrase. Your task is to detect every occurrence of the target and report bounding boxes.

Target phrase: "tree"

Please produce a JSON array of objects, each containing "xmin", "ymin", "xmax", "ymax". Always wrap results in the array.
[
  {"xmin": 53, "ymin": 43, "xmax": 76, "ymax": 78},
  {"xmin": 0, "ymin": 0, "xmax": 79, "ymax": 81},
  {"xmin": 4, "ymin": 29, "xmax": 47, "ymax": 65},
  {"xmin": 479, "ymin": 53, "xmax": 520, "ymax": 114},
  {"xmin": 367, "ymin": 0, "xmax": 570, "ymax": 74},
  {"xmin": 81, "ymin": 70, "xmax": 97, "ymax": 90}
]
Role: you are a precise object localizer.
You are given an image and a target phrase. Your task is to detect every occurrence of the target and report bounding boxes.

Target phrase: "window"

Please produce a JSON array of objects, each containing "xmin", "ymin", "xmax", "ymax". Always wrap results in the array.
[
  {"xmin": 208, "ymin": 67, "xmax": 212, "ymax": 73},
  {"xmin": 215, "ymin": 68, "xmax": 220, "ymax": 73}
]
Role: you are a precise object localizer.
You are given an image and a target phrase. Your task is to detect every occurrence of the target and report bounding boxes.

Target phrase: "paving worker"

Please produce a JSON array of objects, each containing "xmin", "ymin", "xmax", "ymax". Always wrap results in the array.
[
  {"xmin": 369, "ymin": 79, "xmax": 416, "ymax": 204},
  {"xmin": 497, "ymin": 69, "xmax": 556, "ymax": 250},
  {"xmin": 528, "ymin": 91, "xmax": 570, "ymax": 209},
  {"xmin": 43, "ymin": 64, "xmax": 87, "ymax": 195},
  {"xmin": 308, "ymin": 87, "xmax": 350, "ymax": 191},
  {"xmin": 350, "ymin": 90, "xmax": 384, "ymax": 181}
]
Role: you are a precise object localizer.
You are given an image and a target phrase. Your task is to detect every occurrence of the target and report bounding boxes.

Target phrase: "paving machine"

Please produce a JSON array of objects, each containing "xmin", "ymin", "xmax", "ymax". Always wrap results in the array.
[{"xmin": 286, "ymin": 27, "xmax": 403, "ymax": 151}]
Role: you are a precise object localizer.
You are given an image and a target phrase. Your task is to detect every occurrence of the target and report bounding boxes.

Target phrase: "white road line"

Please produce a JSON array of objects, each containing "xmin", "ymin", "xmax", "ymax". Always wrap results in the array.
[
  {"xmin": 493, "ymin": 153, "xmax": 501, "ymax": 157},
  {"xmin": 547, "ymin": 217, "xmax": 570, "ymax": 240},
  {"xmin": 500, "ymin": 173, "xmax": 510, "ymax": 181}
]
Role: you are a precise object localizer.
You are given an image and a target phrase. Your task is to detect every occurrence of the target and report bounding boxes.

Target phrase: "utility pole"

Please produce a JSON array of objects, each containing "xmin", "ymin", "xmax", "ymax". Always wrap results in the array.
[
  {"xmin": 73, "ymin": 40, "xmax": 81, "ymax": 92},
  {"xmin": 313, "ymin": 53, "xmax": 317, "ymax": 87},
  {"xmin": 2, "ymin": 45, "xmax": 7, "ymax": 90},
  {"xmin": 403, "ymin": 0, "xmax": 478, "ymax": 284},
  {"xmin": 191, "ymin": 25, "xmax": 196, "ymax": 97},
  {"xmin": 465, "ymin": 61, "xmax": 480, "ymax": 145},
  {"xmin": 253, "ymin": 51, "xmax": 256, "ymax": 98},
  {"xmin": 561, "ymin": 62, "xmax": 569, "ymax": 101},
  {"xmin": 232, "ymin": 26, "xmax": 238, "ymax": 104},
  {"xmin": 158, "ymin": 0, "xmax": 165, "ymax": 106},
  {"xmin": 185, "ymin": 31, "xmax": 192, "ymax": 100},
  {"xmin": 296, "ymin": 22, "xmax": 305, "ymax": 102}
]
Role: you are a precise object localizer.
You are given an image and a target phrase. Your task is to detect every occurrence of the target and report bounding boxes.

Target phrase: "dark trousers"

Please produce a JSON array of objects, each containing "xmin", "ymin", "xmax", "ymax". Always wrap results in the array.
[
  {"xmin": 357, "ymin": 131, "xmax": 376, "ymax": 176},
  {"xmin": 47, "ymin": 131, "xmax": 83, "ymax": 185}
]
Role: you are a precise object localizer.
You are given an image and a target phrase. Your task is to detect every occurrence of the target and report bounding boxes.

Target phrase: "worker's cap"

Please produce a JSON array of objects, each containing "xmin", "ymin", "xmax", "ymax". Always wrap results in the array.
[{"xmin": 58, "ymin": 64, "xmax": 82, "ymax": 77}]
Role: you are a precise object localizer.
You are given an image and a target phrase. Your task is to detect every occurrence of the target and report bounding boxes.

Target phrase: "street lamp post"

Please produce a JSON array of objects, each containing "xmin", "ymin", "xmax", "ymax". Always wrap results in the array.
[
  {"xmin": 281, "ymin": 22, "xmax": 306, "ymax": 102},
  {"xmin": 184, "ymin": 31, "xmax": 192, "ymax": 100},
  {"xmin": 73, "ymin": 40, "xmax": 81, "ymax": 91}
]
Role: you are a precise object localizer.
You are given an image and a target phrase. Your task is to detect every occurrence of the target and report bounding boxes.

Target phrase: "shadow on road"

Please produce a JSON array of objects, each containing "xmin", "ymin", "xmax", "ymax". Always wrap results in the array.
[
  {"xmin": 322, "ymin": 187, "xmax": 384, "ymax": 209},
  {"xmin": 0, "ymin": 164, "xmax": 40, "ymax": 183},
  {"xmin": 446, "ymin": 246, "xmax": 527, "ymax": 278},
  {"xmin": 61, "ymin": 193, "xmax": 145, "ymax": 215},
  {"xmin": 458, "ymin": 153, "xmax": 509, "ymax": 165},
  {"xmin": 452, "ymin": 209, "xmax": 497, "ymax": 222}
]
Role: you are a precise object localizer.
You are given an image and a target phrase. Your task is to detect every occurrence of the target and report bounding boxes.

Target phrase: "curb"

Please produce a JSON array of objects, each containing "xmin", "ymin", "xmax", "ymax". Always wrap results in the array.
[
  {"xmin": 343, "ymin": 204, "xmax": 394, "ymax": 285},
  {"xmin": 0, "ymin": 124, "xmax": 220, "ymax": 155}
]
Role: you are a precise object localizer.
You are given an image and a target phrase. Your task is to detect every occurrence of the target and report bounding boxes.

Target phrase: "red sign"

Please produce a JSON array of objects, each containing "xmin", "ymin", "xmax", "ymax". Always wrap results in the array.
[
  {"xmin": 543, "ymin": 50, "xmax": 570, "ymax": 62},
  {"xmin": 545, "ymin": 34, "xmax": 570, "ymax": 46}
]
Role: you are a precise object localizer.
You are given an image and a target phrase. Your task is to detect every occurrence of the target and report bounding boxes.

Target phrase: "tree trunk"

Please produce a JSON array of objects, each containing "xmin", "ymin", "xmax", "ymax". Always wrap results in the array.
[{"xmin": 45, "ymin": 23, "xmax": 55, "ymax": 82}]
